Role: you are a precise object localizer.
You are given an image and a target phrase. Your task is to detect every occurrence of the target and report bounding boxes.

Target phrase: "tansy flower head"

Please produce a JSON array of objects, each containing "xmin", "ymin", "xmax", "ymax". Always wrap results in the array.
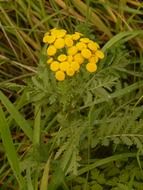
[
  {"xmin": 66, "ymin": 67, "xmax": 75, "ymax": 76},
  {"xmin": 50, "ymin": 28, "xmax": 67, "ymax": 38},
  {"xmin": 95, "ymin": 50, "xmax": 104, "ymax": 59},
  {"xmin": 89, "ymin": 56, "xmax": 98, "ymax": 64},
  {"xmin": 58, "ymin": 54, "xmax": 67, "ymax": 62},
  {"xmin": 68, "ymin": 46, "xmax": 78, "ymax": 56},
  {"xmin": 43, "ymin": 28, "xmax": 104, "ymax": 81},
  {"xmin": 64, "ymin": 36, "xmax": 74, "ymax": 47},
  {"xmin": 81, "ymin": 48, "xmax": 92, "ymax": 59},
  {"xmin": 50, "ymin": 61, "xmax": 60, "ymax": 71},
  {"xmin": 56, "ymin": 29, "xmax": 67, "ymax": 38},
  {"xmin": 47, "ymin": 45, "xmax": 57, "ymax": 56},
  {"xmin": 43, "ymin": 35, "xmax": 56, "ymax": 44},
  {"xmin": 80, "ymin": 38, "xmax": 90, "ymax": 43},
  {"xmin": 54, "ymin": 38, "xmax": 65, "ymax": 49},
  {"xmin": 88, "ymin": 41, "xmax": 99, "ymax": 51},
  {"xmin": 74, "ymin": 53, "xmax": 84, "ymax": 64},
  {"xmin": 70, "ymin": 61, "xmax": 80, "ymax": 71},
  {"xmin": 55, "ymin": 70, "xmax": 65, "ymax": 81},
  {"xmin": 60, "ymin": 61, "xmax": 70, "ymax": 71},
  {"xmin": 76, "ymin": 42, "xmax": 87, "ymax": 51},
  {"xmin": 86, "ymin": 63, "xmax": 97, "ymax": 73},
  {"xmin": 72, "ymin": 32, "xmax": 81, "ymax": 40}
]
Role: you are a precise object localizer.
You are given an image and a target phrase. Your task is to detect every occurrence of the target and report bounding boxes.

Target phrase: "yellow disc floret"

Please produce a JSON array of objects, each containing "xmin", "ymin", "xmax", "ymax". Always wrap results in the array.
[
  {"xmin": 50, "ymin": 61, "xmax": 60, "ymax": 71},
  {"xmin": 65, "ymin": 36, "xmax": 74, "ymax": 47},
  {"xmin": 89, "ymin": 56, "xmax": 98, "ymax": 64},
  {"xmin": 72, "ymin": 32, "xmax": 81, "ymax": 40},
  {"xmin": 70, "ymin": 61, "xmax": 80, "ymax": 71},
  {"xmin": 67, "ymin": 55, "xmax": 73, "ymax": 62},
  {"xmin": 60, "ymin": 61, "xmax": 70, "ymax": 71},
  {"xmin": 58, "ymin": 54, "xmax": 67, "ymax": 62},
  {"xmin": 50, "ymin": 28, "xmax": 66, "ymax": 38},
  {"xmin": 43, "ymin": 35, "xmax": 56, "ymax": 44},
  {"xmin": 66, "ymin": 67, "xmax": 75, "ymax": 76},
  {"xmin": 86, "ymin": 63, "xmax": 97, "ymax": 73},
  {"xmin": 95, "ymin": 50, "xmax": 104, "ymax": 59},
  {"xmin": 47, "ymin": 45, "xmax": 57, "ymax": 56},
  {"xmin": 80, "ymin": 38, "xmax": 90, "ymax": 43},
  {"xmin": 55, "ymin": 70, "xmax": 65, "ymax": 81},
  {"xmin": 56, "ymin": 29, "xmax": 67, "ymax": 38},
  {"xmin": 88, "ymin": 42, "xmax": 99, "ymax": 51},
  {"xmin": 68, "ymin": 46, "xmax": 78, "ymax": 55},
  {"xmin": 76, "ymin": 42, "xmax": 87, "ymax": 51},
  {"xmin": 74, "ymin": 53, "xmax": 84, "ymax": 64},
  {"xmin": 54, "ymin": 38, "xmax": 65, "ymax": 49},
  {"xmin": 81, "ymin": 48, "xmax": 92, "ymax": 59}
]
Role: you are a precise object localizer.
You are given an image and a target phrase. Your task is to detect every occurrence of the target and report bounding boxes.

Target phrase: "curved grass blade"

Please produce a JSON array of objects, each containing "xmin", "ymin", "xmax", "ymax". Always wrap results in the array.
[
  {"xmin": 102, "ymin": 30, "xmax": 143, "ymax": 51},
  {"xmin": 0, "ymin": 91, "xmax": 32, "ymax": 140},
  {"xmin": 67, "ymin": 152, "xmax": 137, "ymax": 181},
  {"xmin": 0, "ymin": 107, "xmax": 25, "ymax": 188}
]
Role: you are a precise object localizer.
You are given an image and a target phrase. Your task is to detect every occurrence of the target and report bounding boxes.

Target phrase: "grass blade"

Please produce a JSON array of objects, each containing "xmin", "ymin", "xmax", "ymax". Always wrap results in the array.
[
  {"xmin": 33, "ymin": 104, "xmax": 41, "ymax": 146},
  {"xmin": 0, "ymin": 107, "xmax": 25, "ymax": 188},
  {"xmin": 67, "ymin": 152, "xmax": 137, "ymax": 180},
  {"xmin": 0, "ymin": 91, "xmax": 32, "ymax": 140},
  {"xmin": 102, "ymin": 30, "xmax": 143, "ymax": 51},
  {"xmin": 40, "ymin": 156, "xmax": 51, "ymax": 190}
]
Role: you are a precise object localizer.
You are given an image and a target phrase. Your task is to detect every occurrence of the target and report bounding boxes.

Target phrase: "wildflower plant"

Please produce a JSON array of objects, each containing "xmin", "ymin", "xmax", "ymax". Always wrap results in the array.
[
  {"xmin": 43, "ymin": 28, "xmax": 104, "ymax": 81},
  {"xmin": 27, "ymin": 27, "xmax": 143, "ymax": 187}
]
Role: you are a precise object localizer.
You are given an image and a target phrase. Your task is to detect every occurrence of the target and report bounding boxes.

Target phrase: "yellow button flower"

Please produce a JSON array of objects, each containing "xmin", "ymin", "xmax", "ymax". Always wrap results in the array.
[
  {"xmin": 86, "ymin": 63, "xmax": 97, "ymax": 73},
  {"xmin": 43, "ymin": 35, "xmax": 56, "ymax": 44},
  {"xmin": 95, "ymin": 50, "xmax": 104, "ymax": 59},
  {"xmin": 50, "ymin": 28, "xmax": 67, "ymax": 38},
  {"xmin": 65, "ymin": 37, "xmax": 74, "ymax": 47},
  {"xmin": 89, "ymin": 56, "xmax": 98, "ymax": 64},
  {"xmin": 47, "ymin": 45, "xmax": 57, "ymax": 56},
  {"xmin": 50, "ymin": 28, "xmax": 59, "ymax": 37},
  {"xmin": 67, "ymin": 55, "xmax": 73, "ymax": 62},
  {"xmin": 57, "ymin": 29, "xmax": 67, "ymax": 38},
  {"xmin": 80, "ymin": 38, "xmax": 90, "ymax": 43},
  {"xmin": 47, "ymin": 57, "xmax": 53, "ymax": 64},
  {"xmin": 66, "ymin": 67, "xmax": 75, "ymax": 76},
  {"xmin": 70, "ymin": 61, "xmax": 80, "ymax": 71},
  {"xmin": 76, "ymin": 42, "xmax": 87, "ymax": 51},
  {"xmin": 50, "ymin": 61, "xmax": 60, "ymax": 71},
  {"xmin": 74, "ymin": 53, "xmax": 84, "ymax": 64},
  {"xmin": 68, "ymin": 46, "xmax": 78, "ymax": 55},
  {"xmin": 65, "ymin": 34, "xmax": 72, "ymax": 38},
  {"xmin": 44, "ymin": 28, "xmax": 103, "ymax": 80},
  {"xmin": 54, "ymin": 38, "xmax": 65, "ymax": 49},
  {"xmin": 72, "ymin": 32, "xmax": 81, "ymax": 40},
  {"xmin": 60, "ymin": 61, "xmax": 70, "ymax": 71},
  {"xmin": 88, "ymin": 42, "xmax": 99, "ymax": 51},
  {"xmin": 55, "ymin": 70, "xmax": 65, "ymax": 81},
  {"xmin": 81, "ymin": 48, "xmax": 92, "ymax": 59},
  {"xmin": 57, "ymin": 54, "xmax": 67, "ymax": 62}
]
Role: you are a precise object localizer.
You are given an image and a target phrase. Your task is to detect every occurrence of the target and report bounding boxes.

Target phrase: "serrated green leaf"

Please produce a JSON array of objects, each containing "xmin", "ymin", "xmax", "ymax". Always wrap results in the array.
[
  {"xmin": 91, "ymin": 183, "xmax": 103, "ymax": 190},
  {"xmin": 120, "ymin": 136, "xmax": 133, "ymax": 146}
]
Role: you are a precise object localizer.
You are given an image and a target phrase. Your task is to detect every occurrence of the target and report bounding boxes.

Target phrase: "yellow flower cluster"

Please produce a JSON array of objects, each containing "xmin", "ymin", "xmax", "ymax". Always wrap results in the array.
[{"xmin": 43, "ymin": 28, "xmax": 104, "ymax": 81}]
